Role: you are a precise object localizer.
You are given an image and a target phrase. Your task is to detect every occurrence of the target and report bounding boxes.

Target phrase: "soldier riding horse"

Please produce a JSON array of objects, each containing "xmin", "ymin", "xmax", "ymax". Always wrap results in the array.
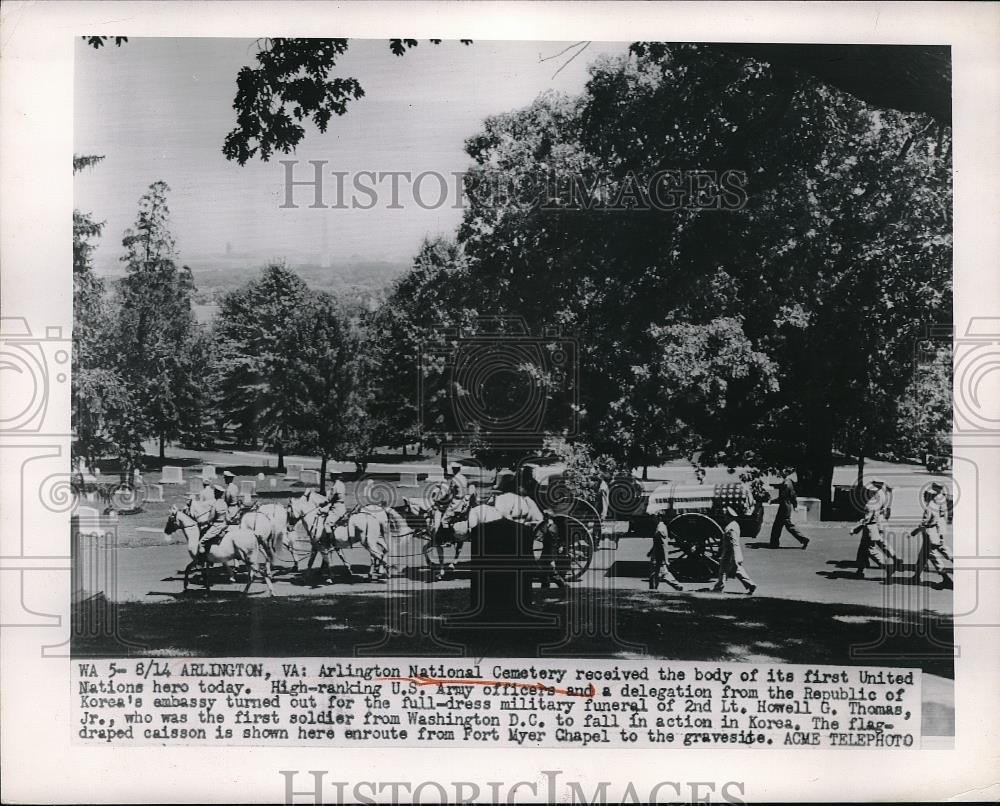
[{"xmin": 285, "ymin": 488, "xmax": 392, "ymax": 583}]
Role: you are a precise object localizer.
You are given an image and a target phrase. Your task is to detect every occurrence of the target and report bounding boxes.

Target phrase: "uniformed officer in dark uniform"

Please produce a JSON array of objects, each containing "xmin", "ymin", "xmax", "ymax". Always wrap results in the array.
[{"xmin": 769, "ymin": 472, "xmax": 809, "ymax": 549}]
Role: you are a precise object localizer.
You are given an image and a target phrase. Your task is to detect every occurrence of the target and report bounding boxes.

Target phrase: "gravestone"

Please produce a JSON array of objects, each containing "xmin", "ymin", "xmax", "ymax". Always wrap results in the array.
[
  {"xmin": 300, "ymin": 469, "xmax": 321, "ymax": 486},
  {"xmin": 201, "ymin": 466, "xmax": 217, "ymax": 481},
  {"xmin": 161, "ymin": 466, "xmax": 183, "ymax": 484},
  {"xmin": 239, "ymin": 480, "xmax": 256, "ymax": 498},
  {"xmin": 399, "ymin": 471, "xmax": 418, "ymax": 487},
  {"xmin": 256, "ymin": 472, "xmax": 265, "ymax": 482},
  {"xmin": 284, "ymin": 463, "xmax": 303, "ymax": 480},
  {"xmin": 189, "ymin": 479, "xmax": 203, "ymax": 495},
  {"xmin": 146, "ymin": 484, "xmax": 164, "ymax": 503},
  {"xmin": 269, "ymin": 478, "xmax": 277, "ymax": 489}
]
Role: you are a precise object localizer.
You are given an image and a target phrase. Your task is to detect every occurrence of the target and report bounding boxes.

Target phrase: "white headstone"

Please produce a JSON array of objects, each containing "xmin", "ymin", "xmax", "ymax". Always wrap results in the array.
[
  {"xmin": 256, "ymin": 472, "xmax": 265, "ymax": 481},
  {"xmin": 201, "ymin": 466, "xmax": 217, "ymax": 481},
  {"xmin": 146, "ymin": 483, "xmax": 164, "ymax": 503},
  {"xmin": 189, "ymin": 479, "xmax": 203, "ymax": 495},
  {"xmin": 300, "ymin": 469, "xmax": 321, "ymax": 486},
  {"xmin": 161, "ymin": 466, "xmax": 183, "ymax": 484},
  {"xmin": 239, "ymin": 480, "xmax": 256, "ymax": 497},
  {"xmin": 284, "ymin": 463, "xmax": 304, "ymax": 480},
  {"xmin": 269, "ymin": 478, "xmax": 277, "ymax": 489},
  {"xmin": 399, "ymin": 471, "xmax": 418, "ymax": 487}
]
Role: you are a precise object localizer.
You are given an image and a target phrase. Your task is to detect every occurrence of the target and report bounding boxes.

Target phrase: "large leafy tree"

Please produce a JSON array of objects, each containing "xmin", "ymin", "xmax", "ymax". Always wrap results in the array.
[
  {"xmin": 294, "ymin": 292, "xmax": 357, "ymax": 487},
  {"xmin": 453, "ymin": 45, "xmax": 951, "ymax": 497},
  {"xmin": 368, "ymin": 237, "xmax": 479, "ymax": 469},
  {"xmin": 115, "ymin": 181, "xmax": 208, "ymax": 460},
  {"xmin": 213, "ymin": 263, "xmax": 315, "ymax": 469},
  {"xmin": 72, "ymin": 155, "xmax": 147, "ymax": 476}
]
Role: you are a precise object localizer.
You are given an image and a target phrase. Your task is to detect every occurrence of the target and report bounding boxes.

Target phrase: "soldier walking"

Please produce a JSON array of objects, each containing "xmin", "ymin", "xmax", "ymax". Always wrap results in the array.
[
  {"xmin": 648, "ymin": 511, "xmax": 683, "ymax": 591},
  {"xmin": 912, "ymin": 481, "xmax": 953, "ymax": 588},
  {"xmin": 853, "ymin": 479, "xmax": 897, "ymax": 579},
  {"xmin": 713, "ymin": 506, "xmax": 757, "ymax": 594},
  {"xmin": 769, "ymin": 472, "xmax": 809, "ymax": 549}
]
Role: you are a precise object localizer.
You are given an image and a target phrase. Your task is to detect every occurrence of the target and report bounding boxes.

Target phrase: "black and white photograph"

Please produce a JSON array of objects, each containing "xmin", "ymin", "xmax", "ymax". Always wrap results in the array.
[
  {"xmin": 2, "ymin": 1, "xmax": 999, "ymax": 802},
  {"xmin": 71, "ymin": 33, "xmax": 956, "ymax": 711}
]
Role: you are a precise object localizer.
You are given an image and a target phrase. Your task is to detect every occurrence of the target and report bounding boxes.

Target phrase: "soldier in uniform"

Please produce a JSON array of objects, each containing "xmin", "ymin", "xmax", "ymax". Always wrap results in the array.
[
  {"xmin": 853, "ymin": 479, "xmax": 897, "ymax": 579},
  {"xmin": 648, "ymin": 511, "xmax": 683, "ymax": 591},
  {"xmin": 714, "ymin": 505, "xmax": 757, "ymax": 594},
  {"xmin": 199, "ymin": 477, "xmax": 215, "ymax": 503},
  {"xmin": 769, "ymin": 472, "xmax": 809, "ymax": 549},
  {"xmin": 318, "ymin": 470, "xmax": 348, "ymax": 529},
  {"xmin": 199, "ymin": 484, "xmax": 231, "ymax": 554},
  {"xmin": 441, "ymin": 461, "xmax": 476, "ymax": 530},
  {"xmin": 491, "ymin": 468, "xmax": 544, "ymax": 525},
  {"xmin": 912, "ymin": 482, "xmax": 952, "ymax": 587},
  {"xmin": 222, "ymin": 470, "xmax": 241, "ymax": 514}
]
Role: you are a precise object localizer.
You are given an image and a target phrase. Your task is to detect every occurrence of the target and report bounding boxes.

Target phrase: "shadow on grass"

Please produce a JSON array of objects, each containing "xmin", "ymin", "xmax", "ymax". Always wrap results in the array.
[{"xmin": 72, "ymin": 587, "xmax": 954, "ymax": 683}]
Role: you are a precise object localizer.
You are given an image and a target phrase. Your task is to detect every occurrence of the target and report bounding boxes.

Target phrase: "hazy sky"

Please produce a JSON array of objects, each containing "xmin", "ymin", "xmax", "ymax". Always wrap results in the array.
[{"xmin": 75, "ymin": 38, "xmax": 630, "ymax": 273}]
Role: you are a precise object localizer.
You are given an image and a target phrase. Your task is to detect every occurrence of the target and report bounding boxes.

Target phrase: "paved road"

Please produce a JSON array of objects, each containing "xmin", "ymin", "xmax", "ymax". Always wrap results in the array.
[{"xmin": 107, "ymin": 508, "xmax": 951, "ymax": 614}]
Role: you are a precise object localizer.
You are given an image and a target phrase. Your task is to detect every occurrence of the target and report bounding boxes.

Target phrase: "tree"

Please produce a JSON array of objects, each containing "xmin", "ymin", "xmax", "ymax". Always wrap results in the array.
[
  {"xmin": 368, "ymin": 237, "xmax": 479, "ymax": 469},
  {"xmin": 72, "ymin": 154, "xmax": 138, "ymax": 474},
  {"xmin": 294, "ymin": 293, "xmax": 357, "ymax": 488},
  {"xmin": 452, "ymin": 45, "xmax": 951, "ymax": 497},
  {"xmin": 214, "ymin": 263, "xmax": 315, "ymax": 469},
  {"xmin": 115, "ymin": 181, "xmax": 208, "ymax": 459}
]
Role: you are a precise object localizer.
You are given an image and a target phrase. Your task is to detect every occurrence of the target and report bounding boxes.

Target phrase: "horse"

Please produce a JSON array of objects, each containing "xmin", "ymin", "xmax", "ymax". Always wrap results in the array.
[
  {"xmin": 240, "ymin": 503, "xmax": 294, "ymax": 567},
  {"xmin": 285, "ymin": 490, "xmax": 393, "ymax": 583},
  {"xmin": 163, "ymin": 505, "xmax": 275, "ymax": 595},
  {"xmin": 402, "ymin": 488, "xmax": 472, "ymax": 580}
]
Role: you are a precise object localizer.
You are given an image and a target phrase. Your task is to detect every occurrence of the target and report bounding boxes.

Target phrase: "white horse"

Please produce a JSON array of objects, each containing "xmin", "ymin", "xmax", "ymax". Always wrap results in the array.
[
  {"xmin": 164, "ymin": 505, "xmax": 275, "ymax": 595},
  {"xmin": 240, "ymin": 503, "xmax": 294, "ymax": 566},
  {"xmin": 286, "ymin": 491, "xmax": 392, "ymax": 583}
]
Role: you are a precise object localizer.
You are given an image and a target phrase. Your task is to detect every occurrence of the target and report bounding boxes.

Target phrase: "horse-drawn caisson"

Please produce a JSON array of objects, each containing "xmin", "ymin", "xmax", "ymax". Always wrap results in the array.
[
  {"xmin": 640, "ymin": 482, "xmax": 765, "ymax": 580},
  {"xmin": 389, "ymin": 461, "xmax": 600, "ymax": 583}
]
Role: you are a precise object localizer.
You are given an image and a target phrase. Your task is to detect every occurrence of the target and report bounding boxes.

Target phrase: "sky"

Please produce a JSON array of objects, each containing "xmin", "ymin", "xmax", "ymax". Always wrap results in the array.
[{"xmin": 74, "ymin": 38, "xmax": 630, "ymax": 273}]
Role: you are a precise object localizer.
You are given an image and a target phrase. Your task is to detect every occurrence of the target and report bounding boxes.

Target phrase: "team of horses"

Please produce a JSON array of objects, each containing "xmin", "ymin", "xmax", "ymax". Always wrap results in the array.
[{"xmin": 162, "ymin": 489, "xmax": 433, "ymax": 595}]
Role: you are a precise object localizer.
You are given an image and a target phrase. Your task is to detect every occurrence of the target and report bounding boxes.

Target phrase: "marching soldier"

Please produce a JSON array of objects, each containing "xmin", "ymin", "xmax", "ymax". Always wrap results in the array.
[
  {"xmin": 649, "ymin": 511, "xmax": 683, "ymax": 591},
  {"xmin": 853, "ymin": 479, "xmax": 897, "ymax": 579},
  {"xmin": 714, "ymin": 505, "xmax": 757, "ymax": 594},
  {"xmin": 912, "ymin": 482, "xmax": 953, "ymax": 587},
  {"xmin": 769, "ymin": 472, "xmax": 809, "ymax": 549}
]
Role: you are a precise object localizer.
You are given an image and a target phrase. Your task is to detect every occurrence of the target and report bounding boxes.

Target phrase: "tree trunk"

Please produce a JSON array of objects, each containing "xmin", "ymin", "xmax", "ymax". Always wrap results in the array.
[
  {"xmin": 796, "ymin": 426, "xmax": 835, "ymax": 502},
  {"xmin": 158, "ymin": 433, "xmax": 165, "ymax": 460},
  {"xmin": 642, "ymin": 464, "xmax": 649, "ymax": 481},
  {"xmin": 440, "ymin": 441, "xmax": 448, "ymax": 472},
  {"xmin": 355, "ymin": 460, "xmax": 366, "ymax": 476},
  {"xmin": 319, "ymin": 455, "xmax": 328, "ymax": 495},
  {"xmin": 276, "ymin": 437, "xmax": 285, "ymax": 472},
  {"xmin": 856, "ymin": 453, "xmax": 866, "ymax": 489},
  {"xmin": 402, "ymin": 444, "xmax": 408, "ymax": 458}
]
